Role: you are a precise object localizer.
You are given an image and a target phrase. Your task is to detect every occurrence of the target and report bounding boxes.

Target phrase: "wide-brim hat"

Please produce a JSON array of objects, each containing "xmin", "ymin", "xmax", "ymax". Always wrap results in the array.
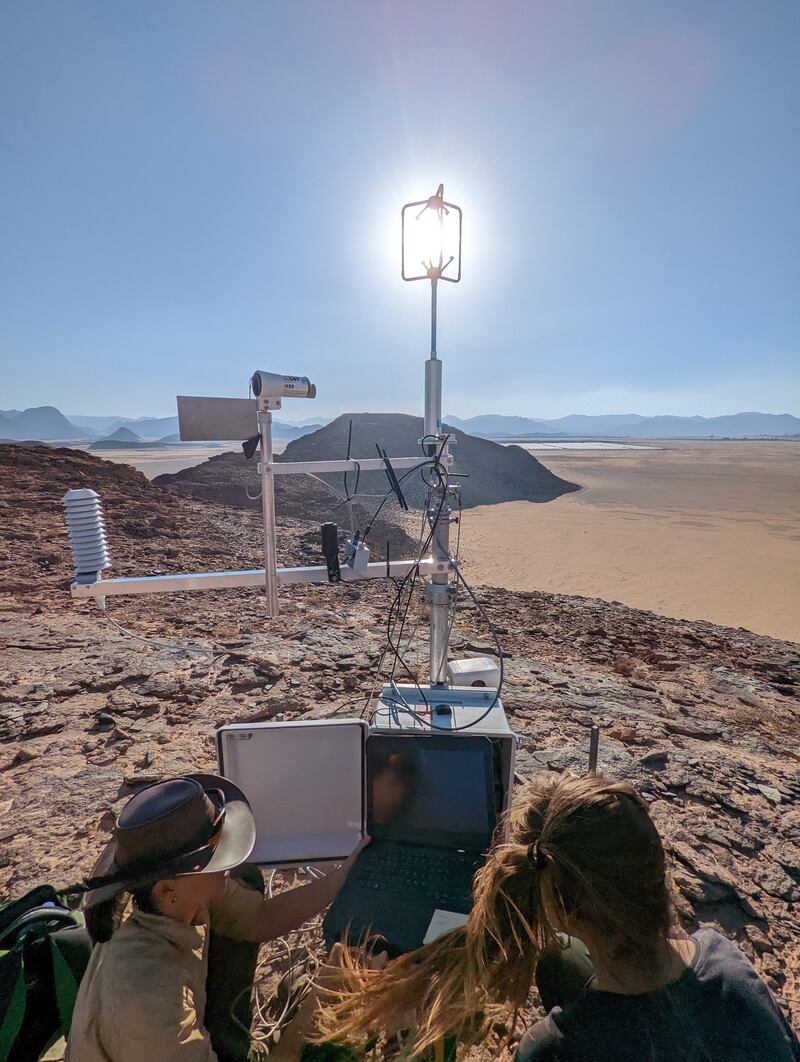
[{"xmin": 80, "ymin": 773, "xmax": 256, "ymax": 909}]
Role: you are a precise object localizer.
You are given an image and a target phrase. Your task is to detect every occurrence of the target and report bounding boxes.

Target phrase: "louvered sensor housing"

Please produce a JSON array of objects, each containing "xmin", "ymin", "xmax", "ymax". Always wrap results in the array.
[{"xmin": 63, "ymin": 488, "xmax": 111, "ymax": 586}]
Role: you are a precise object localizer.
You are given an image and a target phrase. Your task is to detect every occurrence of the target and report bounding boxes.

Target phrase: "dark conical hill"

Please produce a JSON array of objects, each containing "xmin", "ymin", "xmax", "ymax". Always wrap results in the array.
[{"xmin": 279, "ymin": 412, "xmax": 579, "ymax": 508}]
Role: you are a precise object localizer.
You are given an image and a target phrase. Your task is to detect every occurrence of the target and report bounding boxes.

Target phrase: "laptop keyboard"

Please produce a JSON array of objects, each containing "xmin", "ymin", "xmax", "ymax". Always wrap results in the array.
[{"xmin": 354, "ymin": 843, "xmax": 483, "ymax": 907}]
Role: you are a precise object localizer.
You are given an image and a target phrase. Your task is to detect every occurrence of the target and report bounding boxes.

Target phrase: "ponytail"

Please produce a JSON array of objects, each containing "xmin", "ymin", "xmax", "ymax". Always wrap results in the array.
[
  {"xmin": 84, "ymin": 896, "xmax": 122, "ymax": 945},
  {"xmin": 315, "ymin": 822, "xmax": 555, "ymax": 1051},
  {"xmin": 84, "ymin": 885, "xmax": 158, "ymax": 945},
  {"xmin": 314, "ymin": 773, "xmax": 675, "ymax": 1054}
]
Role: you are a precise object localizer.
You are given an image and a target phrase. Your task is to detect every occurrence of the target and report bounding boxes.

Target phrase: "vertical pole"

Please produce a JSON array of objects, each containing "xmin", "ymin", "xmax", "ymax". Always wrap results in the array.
[
  {"xmin": 258, "ymin": 401, "xmax": 279, "ymax": 617},
  {"xmin": 424, "ymin": 358, "xmax": 442, "ymax": 442},
  {"xmin": 430, "ymin": 276, "xmax": 438, "ymax": 358},
  {"xmin": 424, "ymin": 280, "xmax": 442, "ymax": 440},
  {"xmin": 589, "ymin": 725, "xmax": 600, "ymax": 773},
  {"xmin": 425, "ymin": 276, "xmax": 451, "ymax": 686}
]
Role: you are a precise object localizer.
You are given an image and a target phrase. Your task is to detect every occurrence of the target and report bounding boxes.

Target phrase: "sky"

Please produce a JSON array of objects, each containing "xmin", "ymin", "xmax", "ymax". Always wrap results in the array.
[{"xmin": 1, "ymin": 1, "xmax": 798, "ymax": 421}]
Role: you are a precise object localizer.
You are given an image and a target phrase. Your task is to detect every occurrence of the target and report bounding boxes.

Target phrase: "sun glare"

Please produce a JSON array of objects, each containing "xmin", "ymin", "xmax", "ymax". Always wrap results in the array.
[{"xmin": 402, "ymin": 201, "xmax": 461, "ymax": 280}]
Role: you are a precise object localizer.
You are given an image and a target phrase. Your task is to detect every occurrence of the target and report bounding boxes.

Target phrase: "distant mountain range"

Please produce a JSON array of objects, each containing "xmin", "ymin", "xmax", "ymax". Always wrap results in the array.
[
  {"xmin": 0, "ymin": 406, "xmax": 321, "ymax": 443},
  {"xmin": 2, "ymin": 405, "xmax": 798, "ymax": 444},
  {"xmin": 0, "ymin": 406, "xmax": 85, "ymax": 441},
  {"xmin": 443, "ymin": 412, "xmax": 800, "ymax": 439}
]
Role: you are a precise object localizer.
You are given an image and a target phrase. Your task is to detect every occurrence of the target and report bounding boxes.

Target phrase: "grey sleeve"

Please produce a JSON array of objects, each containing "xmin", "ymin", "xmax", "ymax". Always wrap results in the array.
[
  {"xmin": 515, "ymin": 1013, "xmax": 564, "ymax": 1062},
  {"xmin": 694, "ymin": 930, "xmax": 800, "ymax": 1061}
]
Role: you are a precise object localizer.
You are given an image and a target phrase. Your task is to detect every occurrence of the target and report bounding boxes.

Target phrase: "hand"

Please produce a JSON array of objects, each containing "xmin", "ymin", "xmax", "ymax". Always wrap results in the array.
[{"xmin": 341, "ymin": 834, "xmax": 371, "ymax": 875}]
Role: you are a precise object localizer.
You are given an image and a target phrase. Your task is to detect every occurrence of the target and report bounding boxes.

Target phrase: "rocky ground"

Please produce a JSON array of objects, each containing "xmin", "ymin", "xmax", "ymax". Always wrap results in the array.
[{"xmin": 1, "ymin": 443, "xmax": 798, "ymax": 1045}]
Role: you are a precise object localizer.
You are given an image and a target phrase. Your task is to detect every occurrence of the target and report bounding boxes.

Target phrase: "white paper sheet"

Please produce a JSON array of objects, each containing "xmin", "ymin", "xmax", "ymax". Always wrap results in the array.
[{"xmin": 423, "ymin": 908, "xmax": 469, "ymax": 944}]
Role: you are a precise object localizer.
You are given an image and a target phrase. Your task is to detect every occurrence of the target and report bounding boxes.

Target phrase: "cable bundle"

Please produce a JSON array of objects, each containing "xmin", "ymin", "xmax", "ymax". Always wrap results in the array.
[{"xmin": 360, "ymin": 436, "xmax": 505, "ymax": 732}]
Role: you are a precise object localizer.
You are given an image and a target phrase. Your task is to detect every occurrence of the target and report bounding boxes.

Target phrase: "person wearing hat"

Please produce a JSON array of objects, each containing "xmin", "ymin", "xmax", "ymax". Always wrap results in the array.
[{"xmin": 65, "ymin": 773, "xmax": 368, "ymax": 1062}]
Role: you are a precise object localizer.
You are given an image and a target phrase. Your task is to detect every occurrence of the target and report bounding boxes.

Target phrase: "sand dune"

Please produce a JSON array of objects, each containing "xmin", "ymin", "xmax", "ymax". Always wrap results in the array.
[{"xmin": 459, "ymin": 441, "xmax": 800, "ymax": 643}]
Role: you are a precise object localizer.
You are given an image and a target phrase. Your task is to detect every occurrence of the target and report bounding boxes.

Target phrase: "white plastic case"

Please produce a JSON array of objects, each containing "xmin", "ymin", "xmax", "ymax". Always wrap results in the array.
[{"xmin": 216, "ymin": 718, "xmax": 367, "ymax": 868}]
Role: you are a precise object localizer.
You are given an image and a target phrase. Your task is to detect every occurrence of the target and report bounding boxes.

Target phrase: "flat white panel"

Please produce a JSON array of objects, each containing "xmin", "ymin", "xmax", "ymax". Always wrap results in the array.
[
  {"xmin": 177, "ymin": 396, "xmax": 257, "ymax": 441},
  {"xmin": 217, "ymin": 719, "xmax": 365, "ymax": 866},
  {"xmin": 372, "ymin": 685, "xmax": 513, "ymax": 735}
]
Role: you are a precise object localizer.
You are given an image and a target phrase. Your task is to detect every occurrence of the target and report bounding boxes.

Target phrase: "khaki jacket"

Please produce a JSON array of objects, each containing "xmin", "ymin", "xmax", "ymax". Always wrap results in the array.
[{"xmin": 65, "ymin": 878, "xmax": 265, "ymax": 1062}]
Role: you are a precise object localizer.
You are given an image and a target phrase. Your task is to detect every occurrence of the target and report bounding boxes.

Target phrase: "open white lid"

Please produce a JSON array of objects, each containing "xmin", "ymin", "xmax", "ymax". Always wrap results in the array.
[{"xmin": 216, "ymin": 718, "xmax": 367, "ymax": 868}]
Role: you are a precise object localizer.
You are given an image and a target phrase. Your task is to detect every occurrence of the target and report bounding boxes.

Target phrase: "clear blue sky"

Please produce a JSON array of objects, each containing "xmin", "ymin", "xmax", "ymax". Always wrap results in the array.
[{"xmin": 1, "ymin": 1, "xmax": 798, "ymax": 420}]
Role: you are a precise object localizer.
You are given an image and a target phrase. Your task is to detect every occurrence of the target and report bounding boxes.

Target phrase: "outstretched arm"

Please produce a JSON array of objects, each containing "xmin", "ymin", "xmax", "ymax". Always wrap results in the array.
[{"xmin": 210, "ymin": 838, "xmax": 369, "ymax": 943}]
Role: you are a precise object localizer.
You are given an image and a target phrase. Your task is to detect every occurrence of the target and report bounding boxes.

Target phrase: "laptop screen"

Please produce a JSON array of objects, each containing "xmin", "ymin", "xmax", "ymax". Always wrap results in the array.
[{"xmin": 366, "ymin": 734, "xmax": 496, "ymax": 849}]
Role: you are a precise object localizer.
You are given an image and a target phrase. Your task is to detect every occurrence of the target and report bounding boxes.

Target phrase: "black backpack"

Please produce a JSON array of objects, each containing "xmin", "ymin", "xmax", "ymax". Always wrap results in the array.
[{"xmin": 0, "ymin": 885, "xmax": 90, "ymax": 1062}]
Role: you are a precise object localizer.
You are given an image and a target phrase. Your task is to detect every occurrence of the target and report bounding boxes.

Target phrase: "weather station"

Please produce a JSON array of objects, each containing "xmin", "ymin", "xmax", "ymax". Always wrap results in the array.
[{"xmin": 62, "ymin": 188, "xmax": 518, "ymax": 904}]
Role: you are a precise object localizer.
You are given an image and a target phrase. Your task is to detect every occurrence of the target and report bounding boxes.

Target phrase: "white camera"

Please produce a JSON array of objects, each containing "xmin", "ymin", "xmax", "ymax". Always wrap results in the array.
[{"xmin": 251, "ymin": 371, "xmax": 317, "ymax": 400}]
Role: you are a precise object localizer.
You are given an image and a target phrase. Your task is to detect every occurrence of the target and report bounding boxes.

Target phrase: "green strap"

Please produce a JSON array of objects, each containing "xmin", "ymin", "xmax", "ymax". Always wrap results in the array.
[
  {"xmin": 0, "ymin": 951, "xmax": 26, "ymax": 1060},
  {"xmin": 48, "ymin": 921, "xmax": 85, "ymax": 1036}
]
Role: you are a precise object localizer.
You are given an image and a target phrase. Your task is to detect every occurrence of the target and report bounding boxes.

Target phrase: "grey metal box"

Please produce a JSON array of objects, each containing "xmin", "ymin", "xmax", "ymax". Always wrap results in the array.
[{"xmin": 371, "ymin": 684, "xmax": 518, "ymax": 821}]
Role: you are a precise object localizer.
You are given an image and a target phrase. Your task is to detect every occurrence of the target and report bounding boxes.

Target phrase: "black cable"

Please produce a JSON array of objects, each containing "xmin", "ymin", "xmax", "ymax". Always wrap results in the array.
[
  {"xmin": 342, "ymin": 419, "xmax": 361, "ymax": 503},
  {"xmin": 419, "ymin": 434, "xmax": 451, "ymax": 488},
  {"xmin": 329, "ymin": 430, "xmax": 503, "ymax": 735},
  {"xmin": 374, "ymin": 475, "xmax": 505, "ymax": 732},
  {"xmin": 383, "ymin": 502, "xmax": 437, "ymax": 695},
  {"xmin": 361, "ymin": 458, "xmax": 435, "ymax": 543},
  {"xmin": 384, "ymin": 537, "xmax": 431, "ymax": 701},
  {"xmin": 386, "ymin": 442, "xmax": 448, "ymax": 666},
  {"xmin": 360, "ymin": 499, "xmax": 428, "ymax": 721},
  {"xmin": 428, "ymin": 560, "xmax": 504, "ymax": 732},
  {"xmin": 384, "ymin": 455, "xmax": 450, "ymax": 702},
  {"xmin": 386, "ymin": 464, "xmax": 445, "ymax": 658},
  {"xmin": 363, "ymin": 434, "xmax": 465, "ymax": 725}
]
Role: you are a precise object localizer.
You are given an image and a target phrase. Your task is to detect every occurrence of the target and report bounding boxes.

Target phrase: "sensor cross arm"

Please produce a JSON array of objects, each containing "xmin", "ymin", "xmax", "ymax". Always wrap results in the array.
[{"xmin": 69, "ymin": 557, "xmax": 450, "ymax": 601}]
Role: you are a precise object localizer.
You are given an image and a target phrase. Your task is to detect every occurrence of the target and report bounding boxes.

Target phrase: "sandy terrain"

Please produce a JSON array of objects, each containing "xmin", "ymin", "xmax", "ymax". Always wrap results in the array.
[
  {"xmin": 83, "ymin": 441, "xmax": 287, "ymax": 478},
  {"xmin": 459, "ymin": 441, "xmax": 800, "ymax": 643},
  {"xmin": 74, "ymin": 438, "xmax": 800, "ymax": 641}
]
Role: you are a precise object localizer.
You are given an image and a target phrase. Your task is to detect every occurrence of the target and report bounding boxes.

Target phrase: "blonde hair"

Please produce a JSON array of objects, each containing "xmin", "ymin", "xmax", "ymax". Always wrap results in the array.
[{"xmin": 315, "ymin": 773, "xmax": 674, "ymax": 1053}]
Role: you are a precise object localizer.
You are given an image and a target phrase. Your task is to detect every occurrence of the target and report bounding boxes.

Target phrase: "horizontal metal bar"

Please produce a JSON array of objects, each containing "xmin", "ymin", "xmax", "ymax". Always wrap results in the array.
[
  {"xmin": 271, "ymin": 455, "xmax": 452, "ymax": 476},
  {"xmin": 283, "ymin": 558, "xmax": 446, "ymax": 583},
  {"xmin": 70, "ymin": 558, "xmax": 448, "ymax": 599}
]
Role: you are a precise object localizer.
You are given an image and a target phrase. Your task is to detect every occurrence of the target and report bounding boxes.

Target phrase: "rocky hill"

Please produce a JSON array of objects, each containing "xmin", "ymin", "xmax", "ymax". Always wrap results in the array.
[
  {"xmin": 0, "ymin": 443, "xmax": 798, "ymax": 1036},
  {"xmin": 91, "ymin": 425, "xmax": 143, "ymax": 445},
  {"xmin": 279, "ymin": 413, "xmax": 579, "ymax": 507}
]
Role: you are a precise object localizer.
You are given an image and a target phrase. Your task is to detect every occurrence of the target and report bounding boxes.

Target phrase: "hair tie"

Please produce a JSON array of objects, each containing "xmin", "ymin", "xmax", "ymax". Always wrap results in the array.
[{"xmin": 527, "ymin": 840, "xmax": 549, "ymax": 870}]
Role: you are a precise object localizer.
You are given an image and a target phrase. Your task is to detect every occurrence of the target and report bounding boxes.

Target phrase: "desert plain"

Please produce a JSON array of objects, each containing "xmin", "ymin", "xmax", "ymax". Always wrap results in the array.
[
  {"xmin": 459, "ymin": 440, "xmax": 800, "ymax": 643},
  {"xmin": 99, "ymin": 437, "xmax": 800, "ymax": 643}
]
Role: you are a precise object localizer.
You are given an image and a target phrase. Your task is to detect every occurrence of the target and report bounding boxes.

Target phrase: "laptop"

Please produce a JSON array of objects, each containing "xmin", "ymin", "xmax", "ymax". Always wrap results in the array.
[{"xmin": 323, "ymin": 733, "xmax": 497, "ymax": 957}]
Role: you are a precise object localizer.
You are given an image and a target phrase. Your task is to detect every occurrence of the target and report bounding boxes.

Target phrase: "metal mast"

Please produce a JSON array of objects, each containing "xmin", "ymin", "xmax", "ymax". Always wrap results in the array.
[{"xmin": 402, "ymin": 184, "xmax": 463, "ymax": 685}]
